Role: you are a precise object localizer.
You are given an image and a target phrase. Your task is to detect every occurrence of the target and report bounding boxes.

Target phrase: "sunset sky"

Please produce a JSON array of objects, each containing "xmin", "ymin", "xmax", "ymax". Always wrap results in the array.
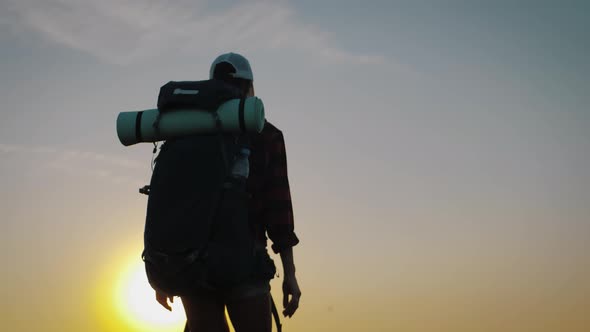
[{"xmin": 1, "ymin": 1, "xmax": 589, "ymax": 331}]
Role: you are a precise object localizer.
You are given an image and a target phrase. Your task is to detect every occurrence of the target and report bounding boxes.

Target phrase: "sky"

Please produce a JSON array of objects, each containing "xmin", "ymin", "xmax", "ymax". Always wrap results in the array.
[{"xmin": 0, "ymin": 0, "xmax": 589, "ymax": 331}]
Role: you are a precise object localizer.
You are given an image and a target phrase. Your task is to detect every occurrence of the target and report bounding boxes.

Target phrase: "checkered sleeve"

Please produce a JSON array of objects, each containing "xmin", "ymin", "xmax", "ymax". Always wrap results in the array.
[{"xmin": 261, "ymin": 127, "xmax": 300, "ymax": 254}]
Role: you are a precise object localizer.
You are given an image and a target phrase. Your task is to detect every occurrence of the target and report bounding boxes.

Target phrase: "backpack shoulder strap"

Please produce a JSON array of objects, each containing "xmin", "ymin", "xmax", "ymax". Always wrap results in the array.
[{"xmin": 212, "ymin": 109, "xmax": 230, "ymax": 174}]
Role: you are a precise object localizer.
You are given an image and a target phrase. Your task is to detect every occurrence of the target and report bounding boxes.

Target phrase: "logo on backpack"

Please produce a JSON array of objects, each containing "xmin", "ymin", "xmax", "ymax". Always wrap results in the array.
[{"xmin": 173, "ymin": 88, "xmax": 200, "ymax": 95}]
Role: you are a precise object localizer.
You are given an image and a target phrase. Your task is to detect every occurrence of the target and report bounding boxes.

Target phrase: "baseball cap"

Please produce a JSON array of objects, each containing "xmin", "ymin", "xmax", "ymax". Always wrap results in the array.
[{"xmin": 209, "ymin": 52, "xmax": 254, "ymax": 81}]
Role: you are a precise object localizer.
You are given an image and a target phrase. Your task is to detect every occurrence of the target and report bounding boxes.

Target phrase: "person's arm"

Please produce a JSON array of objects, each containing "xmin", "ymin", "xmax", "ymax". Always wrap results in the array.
[
  {"xmin": 280, "ymin": 246, "xmax": 301, "ymax": 318},
  {"xmin": 261, "ymin": 124, "xmax": 301, "ymax": 317}
]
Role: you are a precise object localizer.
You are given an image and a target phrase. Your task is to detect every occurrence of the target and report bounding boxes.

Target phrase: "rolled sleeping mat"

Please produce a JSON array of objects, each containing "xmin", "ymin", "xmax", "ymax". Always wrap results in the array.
[{"xmin": 117, "ymin": 96, "xmax": 265, "ymax": 146}]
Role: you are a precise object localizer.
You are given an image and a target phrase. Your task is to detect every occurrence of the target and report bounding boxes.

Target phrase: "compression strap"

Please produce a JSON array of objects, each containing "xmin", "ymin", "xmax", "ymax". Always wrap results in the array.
[
  {"xmin": 238, "ymin": 97, "xmax": 246, "ymax": 133},
  {"xmin": 271, "ymin": 294, "xmax": 282, "ymax": 332},
  {"xmin": 135, "ymin": 111, "xmax": 144, "ymax": 143}
]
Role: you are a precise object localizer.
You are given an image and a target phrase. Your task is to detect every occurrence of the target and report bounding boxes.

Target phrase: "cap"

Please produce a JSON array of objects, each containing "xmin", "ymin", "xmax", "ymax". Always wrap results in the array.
[{"xmin": 209, "ymin": 52, "xmax": 254, "ymax": 81}]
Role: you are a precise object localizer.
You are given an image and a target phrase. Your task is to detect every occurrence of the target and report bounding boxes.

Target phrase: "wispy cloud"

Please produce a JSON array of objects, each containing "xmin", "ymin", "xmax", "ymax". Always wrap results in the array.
[
  {"xmin": 4, "ymin": 0, "xmax": 385, "ymax": 65},
  {"xmin": 0, "ymin": 143, "xmax": 146, "ymax": 185},
  {"xmin": 0, "ymin": 143, "xmax": 144, "ymax": 169}
]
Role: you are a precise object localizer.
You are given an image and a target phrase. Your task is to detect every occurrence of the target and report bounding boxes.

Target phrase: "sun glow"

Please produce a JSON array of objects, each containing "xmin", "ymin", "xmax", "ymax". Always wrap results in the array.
[{"xmin": 113, "ymin": 258, "xmax": 186, "ymax": 332}]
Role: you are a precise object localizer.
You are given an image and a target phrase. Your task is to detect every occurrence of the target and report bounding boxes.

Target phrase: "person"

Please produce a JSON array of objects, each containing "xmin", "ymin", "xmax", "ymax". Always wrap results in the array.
[{"xmin": 154, "ymin": 52, "xmax": 302, "ymax": 332}]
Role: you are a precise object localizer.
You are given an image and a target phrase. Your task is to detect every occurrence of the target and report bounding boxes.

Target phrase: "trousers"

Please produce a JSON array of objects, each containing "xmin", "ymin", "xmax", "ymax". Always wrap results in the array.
[{"xmin": 181, "ymin": 280, "xmax": 272, "ymax": 332}]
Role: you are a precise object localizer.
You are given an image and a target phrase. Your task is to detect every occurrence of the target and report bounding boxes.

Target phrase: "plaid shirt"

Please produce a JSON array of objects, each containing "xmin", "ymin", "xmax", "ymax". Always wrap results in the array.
[{"xmin": 247, "ymin": 121, "xmax": 299, "ymax": 254}]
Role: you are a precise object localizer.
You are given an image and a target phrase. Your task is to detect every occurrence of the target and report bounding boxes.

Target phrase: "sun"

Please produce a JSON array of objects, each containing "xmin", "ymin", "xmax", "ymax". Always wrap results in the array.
[{"xmin": 114, "ymin": 258, "xmax": 187, "ymax": 332}]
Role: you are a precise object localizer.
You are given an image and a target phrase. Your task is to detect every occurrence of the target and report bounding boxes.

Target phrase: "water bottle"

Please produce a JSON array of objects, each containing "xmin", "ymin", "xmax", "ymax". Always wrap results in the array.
[{"xmin": 231, "ymin": 147, "xmax": 250, "ymax": 181}]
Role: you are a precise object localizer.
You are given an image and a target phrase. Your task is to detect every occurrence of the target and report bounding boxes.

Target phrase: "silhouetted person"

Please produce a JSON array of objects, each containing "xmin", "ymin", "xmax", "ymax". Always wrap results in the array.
[{"xmin": 154, "ymin": 52, "xmax": 301, "ymax": 332}]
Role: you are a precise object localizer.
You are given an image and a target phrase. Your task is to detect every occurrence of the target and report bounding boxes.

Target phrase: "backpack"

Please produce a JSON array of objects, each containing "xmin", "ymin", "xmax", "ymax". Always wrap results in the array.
[{"xmin": 141, "ymin": 79, "xmax": 275, "ymax": 296}]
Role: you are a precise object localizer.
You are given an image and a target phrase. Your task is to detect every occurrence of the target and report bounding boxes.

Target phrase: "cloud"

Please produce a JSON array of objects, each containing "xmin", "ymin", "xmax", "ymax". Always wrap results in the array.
[
  {"xmin": 0, "ymin": 143, "xmax": 25, "ymax": 153},
  {"xmin": 4, "ymin": 0, "xmax": 385, "ymax": 65},
  {"xmin": 44, "ymin": 159, "xmax": 143, "ymax": 186},
  {"xmin": 0, "ymin": 143, "xmax": 146, "ymax": 185},
  {"xmin": 0, "ymin": 143, "xmax": 144, "ymax": 169}
]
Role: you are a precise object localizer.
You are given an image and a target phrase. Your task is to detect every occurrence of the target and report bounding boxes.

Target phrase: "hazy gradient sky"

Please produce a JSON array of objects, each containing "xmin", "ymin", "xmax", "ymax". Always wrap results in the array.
[{"xmin": 1, "ymin": 1, "xmax": 589, "ymax": 331}]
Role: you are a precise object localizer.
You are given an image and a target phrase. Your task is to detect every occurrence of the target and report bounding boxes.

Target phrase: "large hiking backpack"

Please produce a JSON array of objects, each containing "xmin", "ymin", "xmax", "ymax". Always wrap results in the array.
[{"xmin": 141, "ymin": 79, "xmax": 274, "ymax": 296}]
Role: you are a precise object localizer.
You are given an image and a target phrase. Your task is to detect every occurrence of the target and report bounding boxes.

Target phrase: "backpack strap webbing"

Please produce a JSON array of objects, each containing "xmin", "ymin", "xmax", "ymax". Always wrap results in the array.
[
  {"xmin": 271, "ymin": 293, "xmax": 282, "ymax": 332},
  {"xmin": 238, "ymin": 97, "xmax": 247, "ymax": 133},
  {"xmin": 212, "ymin": 110, "xmax": 230, "ymax": 174}
]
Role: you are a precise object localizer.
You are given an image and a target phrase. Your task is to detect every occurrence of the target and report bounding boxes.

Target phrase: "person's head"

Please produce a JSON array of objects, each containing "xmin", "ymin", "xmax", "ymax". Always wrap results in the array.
[{"xmin": 209, "ymin": 52, "xmax": 254, "ymax": 97}]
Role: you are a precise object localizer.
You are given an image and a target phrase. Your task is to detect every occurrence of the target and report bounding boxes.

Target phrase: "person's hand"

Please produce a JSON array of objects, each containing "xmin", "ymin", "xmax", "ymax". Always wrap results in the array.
[
  {"xmin": 155, "ymin": 290, "xmax": 174, "ymax": 311},
  {"xmin": 282, "ymin": 275, "xmax": 301, "ymax": 317}
]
